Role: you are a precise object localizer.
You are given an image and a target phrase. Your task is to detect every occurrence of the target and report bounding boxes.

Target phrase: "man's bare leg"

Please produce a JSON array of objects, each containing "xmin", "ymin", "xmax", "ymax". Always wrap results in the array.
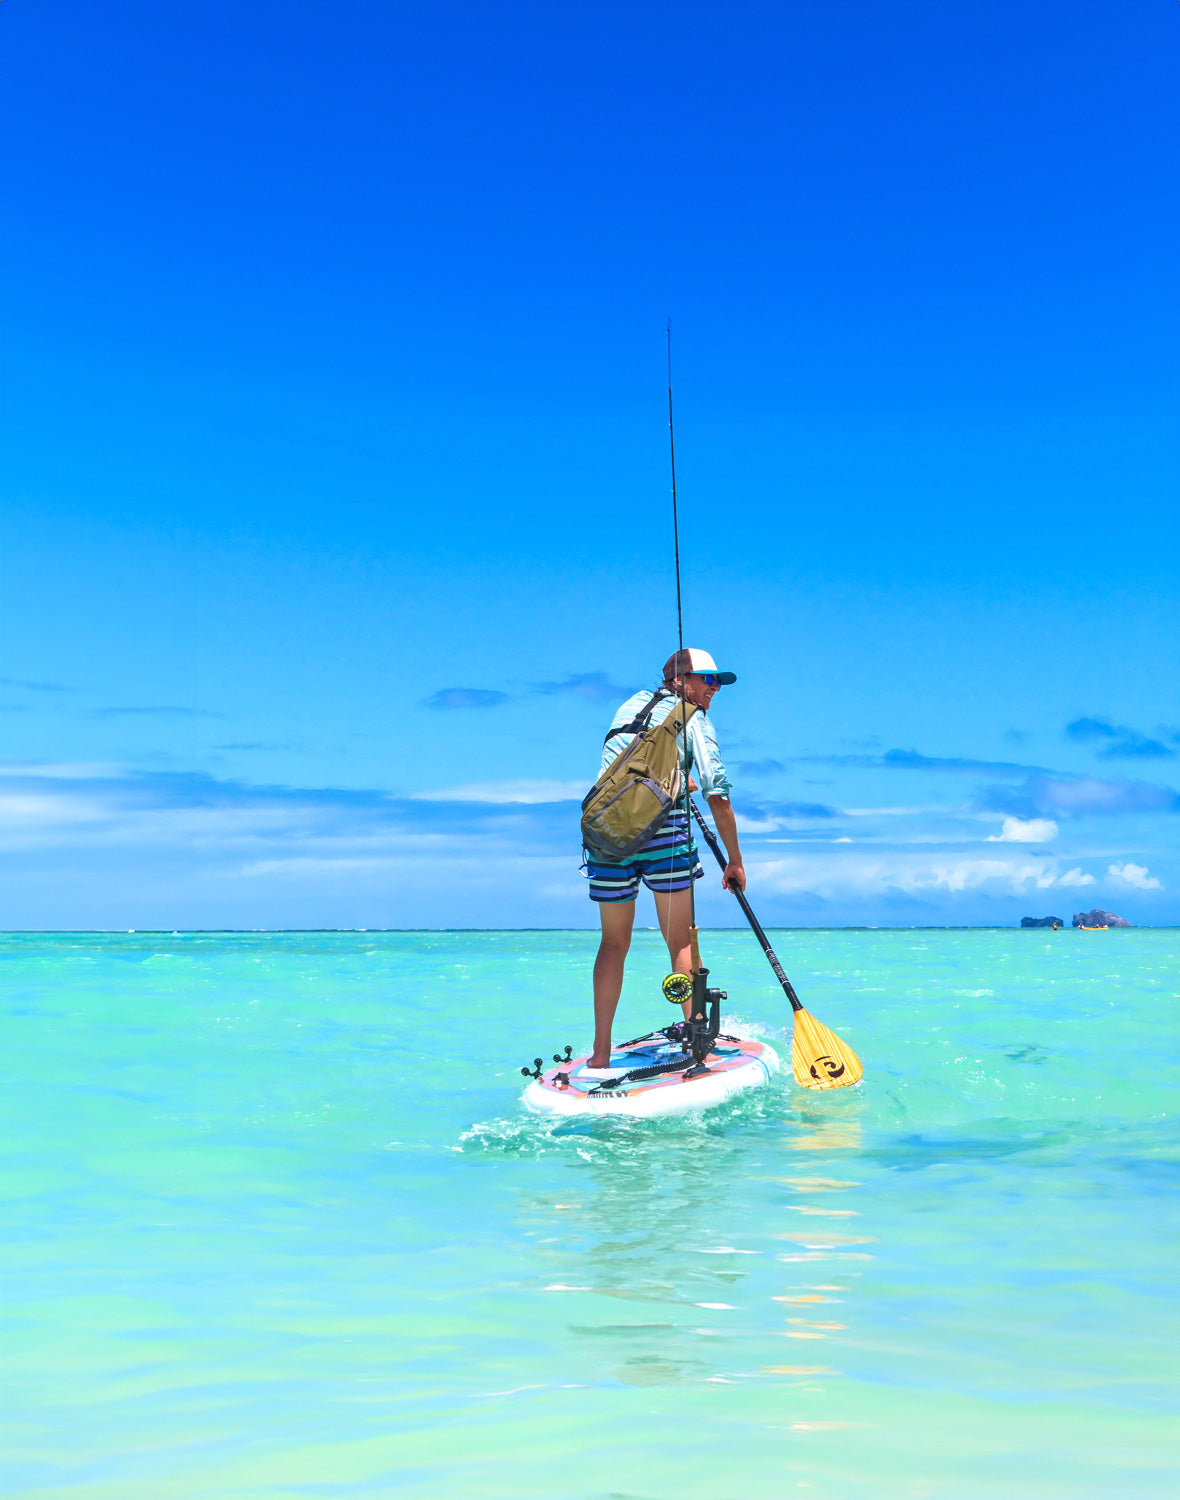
[
  {"xmin": 590, "ymin": 899, "xmax": 635, "ymax": 1066},
  {"xmin": 653, "ymin": 886, "xmax": 695, "ymax": 1021}
]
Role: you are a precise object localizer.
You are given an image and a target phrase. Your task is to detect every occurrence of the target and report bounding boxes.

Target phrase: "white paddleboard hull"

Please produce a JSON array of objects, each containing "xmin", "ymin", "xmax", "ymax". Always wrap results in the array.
[{"xmin": 523, "ymin": 1029, "xmax": 779, "ymax": 1118}]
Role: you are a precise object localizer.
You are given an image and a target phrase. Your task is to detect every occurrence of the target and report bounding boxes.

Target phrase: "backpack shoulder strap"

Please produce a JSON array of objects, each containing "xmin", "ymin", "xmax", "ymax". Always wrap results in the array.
[{"xmin": 602, "ymin": 688, "xmax": 670, "ymax": 745}]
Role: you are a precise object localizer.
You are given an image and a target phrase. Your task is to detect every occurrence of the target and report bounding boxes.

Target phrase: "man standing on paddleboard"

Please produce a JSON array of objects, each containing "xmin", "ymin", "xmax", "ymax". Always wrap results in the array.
[{"xmin": 586, "ymin": 648, "xmax": 744, "ymax": 1067}]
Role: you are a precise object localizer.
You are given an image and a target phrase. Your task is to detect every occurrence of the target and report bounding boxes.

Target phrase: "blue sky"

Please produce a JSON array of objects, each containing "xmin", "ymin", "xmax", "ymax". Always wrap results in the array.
[{"xmin": 2, "ymin": 0, "xmax": 1178, "ymax": 928}]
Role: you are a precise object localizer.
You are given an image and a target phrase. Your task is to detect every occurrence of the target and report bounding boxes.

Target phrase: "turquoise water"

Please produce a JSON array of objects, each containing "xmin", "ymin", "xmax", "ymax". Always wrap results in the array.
[{"xmin": 3, "ymin": 928, "xmax": 1177, "ymax": 1499}]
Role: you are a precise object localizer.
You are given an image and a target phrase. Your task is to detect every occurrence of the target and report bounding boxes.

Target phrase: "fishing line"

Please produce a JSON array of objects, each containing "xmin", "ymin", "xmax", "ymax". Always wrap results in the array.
[{"xmin": 666, "ymin": 322, "xmax": 696, "ymax": 939}]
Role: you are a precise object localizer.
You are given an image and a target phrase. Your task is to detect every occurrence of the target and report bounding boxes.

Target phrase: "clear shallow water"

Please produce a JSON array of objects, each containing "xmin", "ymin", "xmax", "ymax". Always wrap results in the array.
[{"xmin": 2, "ymin": 927, "xmax": 1177, "ymax": 1500}]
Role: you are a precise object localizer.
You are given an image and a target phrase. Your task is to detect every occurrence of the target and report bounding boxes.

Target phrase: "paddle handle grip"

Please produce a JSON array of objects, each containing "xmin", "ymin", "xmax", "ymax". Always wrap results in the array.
[{"xmin": 689, "ymin": 797, "xmax": 804, "ymax": 1013}]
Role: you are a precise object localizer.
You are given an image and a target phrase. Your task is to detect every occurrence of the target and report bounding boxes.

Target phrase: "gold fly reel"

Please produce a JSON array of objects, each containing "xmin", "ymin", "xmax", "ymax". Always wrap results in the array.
[{"xmin": 662, "ymin": 971, "xmax": 693, "ymax": 1004}]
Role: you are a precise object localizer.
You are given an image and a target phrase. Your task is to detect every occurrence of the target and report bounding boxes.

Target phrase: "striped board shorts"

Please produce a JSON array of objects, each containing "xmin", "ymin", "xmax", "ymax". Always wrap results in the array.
[{"xmin": 586, "ymin": 809, "xmax": 704, "ymax": 903}]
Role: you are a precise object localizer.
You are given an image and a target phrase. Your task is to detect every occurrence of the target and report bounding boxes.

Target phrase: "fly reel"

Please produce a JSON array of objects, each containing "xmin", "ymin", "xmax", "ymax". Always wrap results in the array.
[{"xmin": 662, "ymin": 971, "xmax": 693, "ymax": 1004}]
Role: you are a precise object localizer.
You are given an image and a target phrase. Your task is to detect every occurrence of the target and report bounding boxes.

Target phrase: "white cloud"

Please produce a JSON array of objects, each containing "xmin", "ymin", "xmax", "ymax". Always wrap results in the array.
[
  {"xmin": 0, "ymin": 795, "xmax": 358, "ymax": 852},
  {"xmin": 745, "ymin": 850, "xmax": 1125, "ymax": 900},
  {"xmin": 0, "ymin": 761, "xmax": 124, "ymax": 780},
  {"xmin": 1107, "ymin": 862, "xmax": 1162, "ymax": 891},
  {"xmin": 842, "ymin": 806, "xmax": 946, "ymax": 817},
  {"xmin": 410, "ymin": 779, "xmax": 585, "ymax": 804},
  {"xmin": 0, "ymin": 793, "xmax": 112, "ymax": 828},
  {"xmin": 986, "ymin": 817, "xmax": 1058, "ymax": 843},
  {"xmin": 750, "ymin": 853, "xmax": 1066, "ymax": 898},
  {"xmin": 734, "ymin": 812, "xmax": 787, "ymax": 833},
  {"xmin": 240, "ymin": 856, "xmax": 399, "ymax": 876},
  {"xmin": 0, "ymin": 759, "xmax": 1171, "ymax": 928}
]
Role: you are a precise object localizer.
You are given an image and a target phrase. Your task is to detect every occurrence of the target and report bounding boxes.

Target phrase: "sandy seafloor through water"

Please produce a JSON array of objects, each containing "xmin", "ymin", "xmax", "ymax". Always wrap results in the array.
[{"xmin": 2, "ymin": 927, "xmax": 1177, "ymax": 1499}]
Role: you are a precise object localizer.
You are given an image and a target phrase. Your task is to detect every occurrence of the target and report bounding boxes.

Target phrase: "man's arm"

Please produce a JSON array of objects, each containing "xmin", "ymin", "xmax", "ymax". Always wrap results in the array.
[{"xmin": 707, "ymin": 794, "xmax": 745, "ymax": 893}]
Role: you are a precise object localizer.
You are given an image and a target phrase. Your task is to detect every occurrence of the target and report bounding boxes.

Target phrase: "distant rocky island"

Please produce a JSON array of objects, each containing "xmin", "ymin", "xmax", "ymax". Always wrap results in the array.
[{"xmin": 1019, "ymin": 909, "xmax": 1132, "ymax": 928}]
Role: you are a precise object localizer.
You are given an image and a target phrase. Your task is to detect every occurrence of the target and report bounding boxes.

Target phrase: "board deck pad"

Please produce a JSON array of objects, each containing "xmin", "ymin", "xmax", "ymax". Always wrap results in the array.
[{"xmin": 523, "ymin": 1029, "xmax": 779, "ymax": 1118}]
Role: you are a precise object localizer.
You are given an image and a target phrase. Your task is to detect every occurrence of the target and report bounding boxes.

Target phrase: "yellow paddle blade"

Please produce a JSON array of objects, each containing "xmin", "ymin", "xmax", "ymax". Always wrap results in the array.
[{"xmin": 792, "ymin": 1009, "xmax": 863, "ymax": 1089}]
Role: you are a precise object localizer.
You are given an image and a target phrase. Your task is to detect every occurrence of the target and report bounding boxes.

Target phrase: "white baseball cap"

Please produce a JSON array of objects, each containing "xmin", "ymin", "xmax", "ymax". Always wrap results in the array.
[{"xmin": 662, "ymin": 647, "xmax": 737, "ymax": 685}]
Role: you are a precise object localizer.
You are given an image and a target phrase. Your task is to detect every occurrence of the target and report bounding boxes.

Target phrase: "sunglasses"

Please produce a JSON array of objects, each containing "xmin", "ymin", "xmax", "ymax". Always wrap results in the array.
[{"xmin": 699, "ymin": 673, "xmax": 721, "ymax": 688}]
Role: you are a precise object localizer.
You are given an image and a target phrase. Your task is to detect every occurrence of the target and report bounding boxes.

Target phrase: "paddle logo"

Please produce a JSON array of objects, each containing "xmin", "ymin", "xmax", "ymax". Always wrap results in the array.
[{"xmin": 809, "ymin": 1054, "xmax": 846, "ymax": 1082}]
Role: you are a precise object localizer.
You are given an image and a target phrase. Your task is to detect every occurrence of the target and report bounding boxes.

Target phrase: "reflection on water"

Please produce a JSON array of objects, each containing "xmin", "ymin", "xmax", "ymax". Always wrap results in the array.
[
  {"xmin": 500, "ymin": 1084, "xmax": 876, "ymax": 1393},
  {"xmin": 788, "ymin": 1107, "xmax": 865, "ymax": 1155}
]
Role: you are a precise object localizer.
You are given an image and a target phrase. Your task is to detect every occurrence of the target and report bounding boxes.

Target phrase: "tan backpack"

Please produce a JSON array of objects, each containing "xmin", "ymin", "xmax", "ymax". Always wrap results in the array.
[{"xmin": 580, "ymin": 690, "xmax": 698, "ymax": 862}]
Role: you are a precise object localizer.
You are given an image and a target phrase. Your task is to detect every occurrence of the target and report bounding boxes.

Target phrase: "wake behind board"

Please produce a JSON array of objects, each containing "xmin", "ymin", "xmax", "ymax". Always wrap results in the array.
[{"xmin": 523, "ymin": 1028, "xmax": 779, "ymax": 1118}]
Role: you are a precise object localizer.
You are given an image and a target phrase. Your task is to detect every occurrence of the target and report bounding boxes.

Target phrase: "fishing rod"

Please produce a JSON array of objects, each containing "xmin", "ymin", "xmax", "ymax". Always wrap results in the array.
[
  {"xmin": 666, "ymin": 321, "xmax": 694, "ymax": 944},
  {"xmin": 665, "ymin": 325, "xmax": 723, "ymax": 1073},
  {"xmin": 664, "ymin": 331, "xmax": 861, "ymax": 1089}
]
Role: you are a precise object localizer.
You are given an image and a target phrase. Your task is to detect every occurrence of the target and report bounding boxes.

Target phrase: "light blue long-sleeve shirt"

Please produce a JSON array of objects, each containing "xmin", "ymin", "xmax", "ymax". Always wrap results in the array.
[{"xmin": 599, "ymin": 688, "xmax": 734, "ymax": 800}]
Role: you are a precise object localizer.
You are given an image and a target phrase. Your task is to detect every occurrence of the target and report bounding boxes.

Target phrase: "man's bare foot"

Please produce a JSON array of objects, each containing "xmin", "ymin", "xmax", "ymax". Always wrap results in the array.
[{"xmin": 586, "ymin": 1053, "xmax": 611, "ymax": 1068}]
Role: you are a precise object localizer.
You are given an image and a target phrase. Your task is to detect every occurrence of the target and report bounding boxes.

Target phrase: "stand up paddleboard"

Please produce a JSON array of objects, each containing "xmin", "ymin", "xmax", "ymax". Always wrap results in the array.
[
  {"xmin": 522, "ymin": 1025, "xmax": 779, "ymax": 1118},
  {"xmin": 523, "ymin": 963, "xmax": 779, "ymax": 1118}
]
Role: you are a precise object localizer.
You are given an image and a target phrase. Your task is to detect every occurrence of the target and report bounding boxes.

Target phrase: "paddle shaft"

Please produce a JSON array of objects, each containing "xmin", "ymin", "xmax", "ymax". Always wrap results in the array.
[{"xmin": 689, "ymin": 798, "xmax": 804, "ymax": 1013}]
